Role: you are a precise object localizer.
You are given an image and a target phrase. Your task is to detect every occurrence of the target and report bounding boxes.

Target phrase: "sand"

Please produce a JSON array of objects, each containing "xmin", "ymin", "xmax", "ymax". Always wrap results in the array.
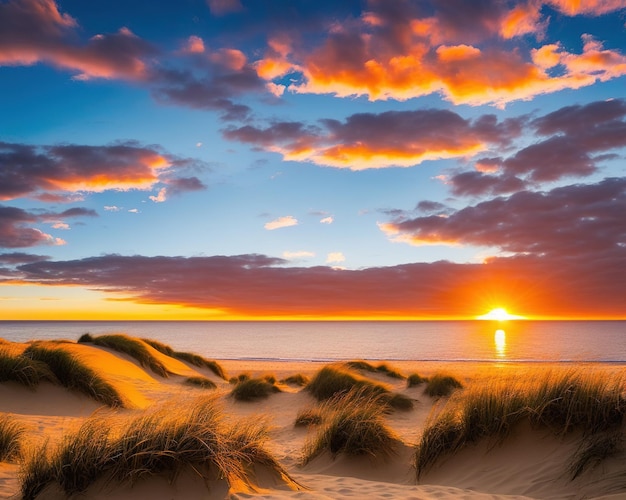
[{"xmin": 1, "ymin": 339, "xmax": 625, "ymax": 499}]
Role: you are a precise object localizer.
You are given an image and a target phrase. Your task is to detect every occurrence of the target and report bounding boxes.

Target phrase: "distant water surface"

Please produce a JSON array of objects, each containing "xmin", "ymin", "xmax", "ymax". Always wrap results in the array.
[{"xmin": 0, "ymin": 321, "xmax": 624, "ymax": 363}]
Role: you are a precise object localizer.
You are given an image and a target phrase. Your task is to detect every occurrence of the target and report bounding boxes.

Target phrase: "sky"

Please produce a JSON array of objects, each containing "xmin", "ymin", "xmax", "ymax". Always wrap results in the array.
[{"xmin": 0, "ymin": 0, "xmax": 625, "ymax": 320}]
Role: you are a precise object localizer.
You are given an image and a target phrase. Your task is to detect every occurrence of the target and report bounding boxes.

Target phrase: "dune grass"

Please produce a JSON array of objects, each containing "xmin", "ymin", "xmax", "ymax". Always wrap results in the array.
[
  {"xmin": 295, "ymin": 407, "xmax": 324, "ymax": 427},
  {"xmin": 345, "ymin": 360, "xmax": 406, "ymax": 379},
  {"xmin": 423, "ymin": 373, "xmax": 463, "ymax": 397},
  {"xmin": 231, "ymin": 377, "xmax": 281, "ymax": 401},
  {"xmin": 280, "ymin": 373, "xmax": 310, "ymax": 386},
  {"xmin": 184, "ymin": 376, "xmax": 217, "ymax": 389},
  {"xmin": 84, "ymin": 334, "xmax": 171, "ymax": 378},
  {"xmin": 301, "ymin": 388, "xmax": 402, "ymax": 464},
  {"xmin": 141, "ymin": 338, "xmax": 227, "ymax": 380},
  {"xmin": 407, "ymin": 373, "xmax": 428, "ymax": 388},
  {"xmin": 19, "ymin": 395, "xmax": 299, "ymax": 499},
  {"xmin": 306, "ymin": 365, "xmax": 413, "ymax": 411},
  {"xmin": 0, "ymin": 349, "xmax": 57, "ymax": 389},
  {"xmin": 569, "ymin": 432, "xmax": 623, "ymax": 480},
  {"xmin": 22, "ymin": 344, "xmax": 125, "ymax": 408},
  {"xmin": 415, "ymin": 369, "xmax": 626, "ymax": 478},
  {"xmin": 0, "ymin": 414, "xmax": 25, "ymax": 462}
]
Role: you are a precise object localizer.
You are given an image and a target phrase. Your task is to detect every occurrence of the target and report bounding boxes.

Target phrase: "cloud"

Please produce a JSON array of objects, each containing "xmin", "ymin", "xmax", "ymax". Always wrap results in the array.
[
  {"xmin": 320, "ymin": 216, "xmax": 334, "ymax": 224},
  {"xmin": 164, "ymin": 177, "xmax": 207, "ymax": 195},
  {"xmin": 0, "ymin": 205, "xmax": 96, "ymax": 248},
  {"xmin": 0, "ymin": 141, "xmax": 206, "ymax": 201},
  {"xmin": 0, "ymin": 252, "xmax": 50, "ymax": 264},
  {"xmin": 283, "ymin": 250, "xmax": 315, "ymax": 260},
  {"xmin": 9, "ymin": 248, "xmax": 625, "ymax": 318},
  {"xmin": 224, "ymin": 109, "xmax": 522, "ymax": 169},
  {"xmin": 104, "ymin": 206, "xmax": 121, "ymax": 212},
  {"xmin": 264, "ymin": 215, "xmax": 298, "ymax": 230},
  {"xmin": 206, "ymin": 0, "xmax": 244, "ymax": 16},
  {"xmin": 380, "ymin": 177, "xmax": 626, "ymax": 260},
  {"xmin": 326, "ymin": 252, "xmax": 345, "ymax": 264},
  {"xmin": 256, "ymin": 1, "xmax": 626, "ymax": 106},
  {"xmin": 0, "ymin": 0, "xmax": 155, "ymax": 80},
  {"xmin": 149, "ymin": 188, "xmax": 167, "ymax": 203}
]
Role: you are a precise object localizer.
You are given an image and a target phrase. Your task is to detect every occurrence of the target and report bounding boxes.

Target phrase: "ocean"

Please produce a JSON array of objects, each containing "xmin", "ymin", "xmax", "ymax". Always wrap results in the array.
[{"xmin": 0, "ymin": 320, "xmax": 624, "ymax": 363}]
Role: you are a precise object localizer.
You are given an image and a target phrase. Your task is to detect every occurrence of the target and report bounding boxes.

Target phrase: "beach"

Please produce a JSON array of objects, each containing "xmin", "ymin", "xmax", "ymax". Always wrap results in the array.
[{"xmin": 0, "ymin": 336, "xmax": 625, "ymax": 499}]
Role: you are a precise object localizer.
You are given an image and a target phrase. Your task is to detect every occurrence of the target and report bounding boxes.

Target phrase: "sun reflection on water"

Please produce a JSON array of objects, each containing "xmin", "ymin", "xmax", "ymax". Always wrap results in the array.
[{"xmin": 494, "ymin": 329, "xmax": 506, "ymax": 358}]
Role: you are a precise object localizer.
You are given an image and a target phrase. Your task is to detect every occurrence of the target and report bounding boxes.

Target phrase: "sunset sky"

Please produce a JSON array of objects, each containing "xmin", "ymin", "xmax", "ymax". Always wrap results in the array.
[{"xmin": 1, "ymin": 0, "xmax": 625, "ymax": 320}]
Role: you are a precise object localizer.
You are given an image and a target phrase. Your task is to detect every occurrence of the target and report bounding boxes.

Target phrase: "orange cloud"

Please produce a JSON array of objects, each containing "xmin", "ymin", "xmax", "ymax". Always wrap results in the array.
[
  {"xmin": 547, "ymin": 0, "xmax": 626, "ymax": 15},
  {"xmin": 258, "ymin": 1, "xmax": 626, "ymax": 107}
]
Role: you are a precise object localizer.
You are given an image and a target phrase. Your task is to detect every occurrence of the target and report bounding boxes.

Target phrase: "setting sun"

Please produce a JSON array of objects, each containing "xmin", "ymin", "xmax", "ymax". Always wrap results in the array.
[{"xmin": 477, "ymin": 308, "xmax": 524, "ymax": 321}]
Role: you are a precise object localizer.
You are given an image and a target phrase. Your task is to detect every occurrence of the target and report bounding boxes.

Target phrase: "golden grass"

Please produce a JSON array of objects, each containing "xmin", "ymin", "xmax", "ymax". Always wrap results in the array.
[
  {"xmin": 415, "ymin": 369, "xmax": 626, "ymax": 478},
  {"xmin": 306, "ymin": 365, "xmax": 413, "ymax": 411},
  {"xmin": 423, "ymin": 373, "xmax": 463, "ymax": 397},
  {"xmin": 301, "ymin": 388, "xmax": 402, "ymax": 464},
  {"xmin": 344, "ymin": 360, "xmax": 406, "ymax": 379},
  {"xmin": 19, "ymin": 395, "xmax": 299, "ymax": 498},
  {"xmin": 0, "ymin": 414, "xmax": 25, "ymax": 462},
  {"xmin": 231, "ymin": 377, "xmax": 281, "ymax": 401},
  {"xmin": 22, "ymin": 344, "xmax": 125, "ymax": 408}
]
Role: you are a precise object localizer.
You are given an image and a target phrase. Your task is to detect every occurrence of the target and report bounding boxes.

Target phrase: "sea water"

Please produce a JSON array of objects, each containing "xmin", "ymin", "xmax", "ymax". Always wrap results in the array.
[{"xmin": 0, "ymin": 320, "xmax": 624, "ymax": 363}]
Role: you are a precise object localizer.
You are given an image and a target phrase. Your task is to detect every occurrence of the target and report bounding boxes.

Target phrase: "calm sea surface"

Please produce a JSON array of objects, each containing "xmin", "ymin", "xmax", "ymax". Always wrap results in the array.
[{"xmin": 0, "ymin": 321, "xmax": 624, "ymax": 363}]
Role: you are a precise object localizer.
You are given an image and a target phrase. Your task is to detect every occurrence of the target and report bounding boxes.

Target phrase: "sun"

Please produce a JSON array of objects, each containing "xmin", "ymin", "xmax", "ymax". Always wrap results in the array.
[{"xmin": 476, "ymin": 307, "xmax": 524, "ymax": 320}]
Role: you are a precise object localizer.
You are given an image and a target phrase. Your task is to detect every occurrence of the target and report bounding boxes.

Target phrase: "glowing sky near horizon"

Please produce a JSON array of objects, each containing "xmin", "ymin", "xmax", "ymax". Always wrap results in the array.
[{"xmin": 0, "ymin": 0, "xmax": 625, "ymax": 320}]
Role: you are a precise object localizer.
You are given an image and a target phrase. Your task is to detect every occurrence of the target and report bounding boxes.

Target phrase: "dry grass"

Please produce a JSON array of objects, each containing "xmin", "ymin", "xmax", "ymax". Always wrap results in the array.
[
  {"xmin": 0, "ymin": 414, "xmax": 25, "ymax": 462},
  {"xmin": 407, "ymin": 373, "xmax": 428, "ymax": 388},
  {"xmin": 0, "ymin": 349, "xmax": 57, "ymax": 389},
  {"xmin": 423, "ymin": 373, "xmax": 463, "ymax": 397},
  {"xmin": 301, "ymin": 388, "xmax": 402, "ymax": 464},
  {"xmin": 295, "ymin": 408, "xmax": 324, "ymax": 427},
  {"xmin": 281, "ymin": 373, "xmax": 310, "ymax": 386},
  {"xmin": 344, "ymin": 360, "xmax": 406, "ymax": 379},
  {"xmin": 19, "ymin": 395, "xmax": 299, "ymax": 499},
  {"xmin": 86, "ymin": 334, "xmax": 171, "ymax": 378},
  {"xmin": 231, "ymin": 377, "xmax": 281, "ymax": 401},
  {"xmin": 415, "ymin": 369, "xmax": 626, "ymax": 478},
  {"xmin": 306, "ymin": 365, "xmax": 413, "ymax": 411},
  {"xmin": 141, "ymin": 338, "xmax": 228, "ymax": 380},
  {"xmin": 184, "ymin": 376, "xmax": 217, "ymax": 389},
  {"xmin": 22, "ymin": 344, "xmax": 125, "ymax": 408}
]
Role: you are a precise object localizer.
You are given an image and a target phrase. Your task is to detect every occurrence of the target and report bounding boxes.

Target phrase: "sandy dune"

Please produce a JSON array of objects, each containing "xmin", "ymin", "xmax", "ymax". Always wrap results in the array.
[{"xmin": 0, "ymin": 338, "xmax": 625, "ymax": 499}]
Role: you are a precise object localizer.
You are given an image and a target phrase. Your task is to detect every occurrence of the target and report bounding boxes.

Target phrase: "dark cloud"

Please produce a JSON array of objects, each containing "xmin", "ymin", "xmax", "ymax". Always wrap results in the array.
[
  {"xmin": 449, "ymin": 171, "xmax": 527, "ymax": 196},
  {"xmin": 0, "ymin": 252, "xmax": 50, "ymax": 264},
  {"xmin": 382, "ymin": 177, "xmax": 626, "ymax": 258},
  {"xmin": 416, "ymin": 200, "xmax": 450, "ymax": 214},
  {"xmin": 0, "ymin": 0, "xmax": 155, "ymax": 80},
  {"xmin": 12, "ymin": 247, "xmax": 625, "ymax": 318},
  {"xmin": 0, "ymin": 141, "xmax": 200, "ymax": 201},
  {"xmin": 165, "ymin": 177, "xmax": 207, "ymax": 194},
  {"xmin": 224, "ymin": 109, "xmax": 522, "ymax": 169}
]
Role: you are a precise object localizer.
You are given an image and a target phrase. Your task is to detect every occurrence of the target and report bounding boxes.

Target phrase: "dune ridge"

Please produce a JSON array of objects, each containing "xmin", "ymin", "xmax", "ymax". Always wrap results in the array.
[{"xmin": 0, "ymin": 335, "xmax": 623, "ymax": 498}]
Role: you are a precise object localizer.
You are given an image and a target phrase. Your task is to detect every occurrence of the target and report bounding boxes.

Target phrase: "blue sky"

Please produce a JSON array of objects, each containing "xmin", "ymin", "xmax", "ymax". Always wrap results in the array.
[{"xmin": 1, "ymin": 0, "xmax": 625, "ymax": 319}]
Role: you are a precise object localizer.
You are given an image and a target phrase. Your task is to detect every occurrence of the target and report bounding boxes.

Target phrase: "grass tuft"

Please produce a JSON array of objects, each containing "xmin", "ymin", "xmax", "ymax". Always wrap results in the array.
[
  {"xmin": 569, "ymin": 432, "xmax": 623, "ymax": 480},
  {"xmin": 19, "ymin": 396, "xmax": 299, "ymax": 498},
  {"xmin": 184, "ymin": 376, "xmax": 217, "ymax": 389},
  {"xmin": 90, "ymin": 334, "xmax": 171, "ymax": 378},
  {"xmin": 301, "ymin": 388, "xmax": 401, "ymax": 464},
  {"xmin": 77, "ymin": 333, "xmax": 94, "ymax": 343},
  {"xmin": 231, "ymin": 377, "xmax": 281, "ymax": 401},
  {"xmin": 0, "ymin": 414, "xmax": 25, "ymax": 462},
  {"xmin": 22, "ymin": 344, "xmax": 125, "ymax": 408},
  {"xmin": 407, "ymin": 373, "xmax": 428, "ymax": 388},
  {"xmin": 306, "ymin": 365, "xmax": 411, "ymax": 410},
  {"xmin": 281, "ymin": 373, "xmax": 310, "ymax": 386},
  {"xmin": 424, "ymin": 373, "xmax": 463, "ymax": 397},
  {"xmin": 295, "ymin": 408, "xmax": 324, "ymax": 427},
  {"xmin": 141, "ymin": 338, "xmax": 227, "ymax": 380},
  {"xmin": 345, "ymin": 360, "xmax": 405, "ymax": 379},
  {"xmin": 415, "ymin": 369, "xmax": 626, "ymax": 479},
  {"xmin": 0, "ymin": 349, "xmax": 57, "ymax": 388}
]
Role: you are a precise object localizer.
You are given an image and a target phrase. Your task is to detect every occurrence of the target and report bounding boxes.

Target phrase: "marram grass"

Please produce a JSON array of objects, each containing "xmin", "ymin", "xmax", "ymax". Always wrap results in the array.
[
  {"xmin": 415, "ymin": 369, "xmax": 626, "ymax": 478},
  {"xmin": 231, "ymin": 376, "xmax": 281, "ymax": 401},
  {"xmin": 84, "ymin": 334, "xmax": 171, "ymax": 378},
  {"xmin": 19, "ymin": 395, "xmax": 299, "ymax": 499},
  {"xmin": 22, "ymin": 344, "xmax": 125, "ymax": 408},
  {"xmin": 0, "ymin": 414, "xmax": 25, "ymax": 462},
  {"xmin": 0, "ymin": 349, "xmax": 57, "ymax": 389},
  {"xmin": 306, "ymin": 365, "xmax": 413, "ymax": 411},
  {"xmin": 301, "ymin": 387, "xmax": 402, "ymax": 464}
]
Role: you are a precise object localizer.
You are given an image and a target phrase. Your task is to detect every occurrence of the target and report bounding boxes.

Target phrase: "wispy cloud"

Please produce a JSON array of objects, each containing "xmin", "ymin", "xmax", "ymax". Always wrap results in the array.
[{"xmin": 264, "ymin": 215, "xmax": 298, "ymax": 230}]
